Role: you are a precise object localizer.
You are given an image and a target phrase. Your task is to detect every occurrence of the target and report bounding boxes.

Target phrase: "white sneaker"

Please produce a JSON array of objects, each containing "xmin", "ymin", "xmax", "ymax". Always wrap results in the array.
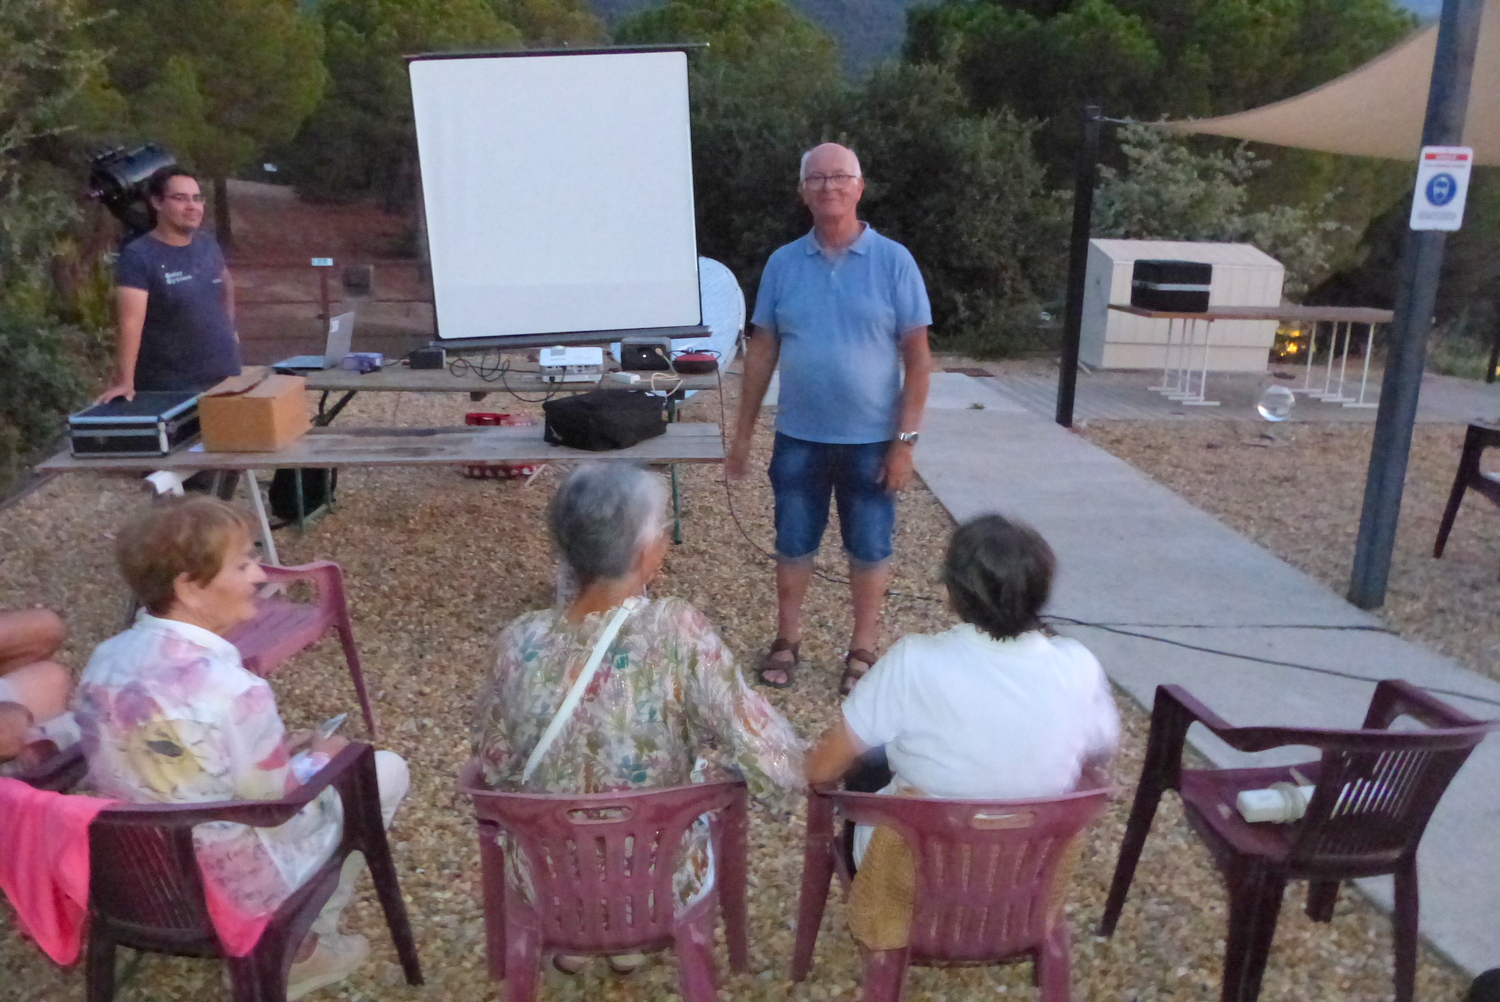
[{"xmin": 287, "ymin": 932, "xmax": 370, "ymax": 1000}]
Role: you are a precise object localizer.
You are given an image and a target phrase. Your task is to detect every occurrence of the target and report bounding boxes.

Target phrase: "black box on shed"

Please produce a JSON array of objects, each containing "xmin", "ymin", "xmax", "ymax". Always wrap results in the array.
[
  {"xmin": 1131, "ymin": 260, "xmax": 1212, "ymax": 313},
  {"xmin": 69, "ymin": 391, "xmax": 200, "ymax": 457}
]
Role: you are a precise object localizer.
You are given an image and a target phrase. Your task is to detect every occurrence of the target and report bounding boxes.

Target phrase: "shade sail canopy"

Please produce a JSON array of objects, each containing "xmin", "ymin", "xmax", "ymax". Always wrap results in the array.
[{"xmin": 1164, "ymin": 0, "xmax": 1500, "ymax": 163}]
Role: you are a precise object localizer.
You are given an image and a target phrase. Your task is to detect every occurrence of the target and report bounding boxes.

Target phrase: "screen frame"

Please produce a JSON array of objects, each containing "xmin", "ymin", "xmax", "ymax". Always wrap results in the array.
[{"xmin": 407, "ymin": 45, "xmax": 709, "ymax": 350}]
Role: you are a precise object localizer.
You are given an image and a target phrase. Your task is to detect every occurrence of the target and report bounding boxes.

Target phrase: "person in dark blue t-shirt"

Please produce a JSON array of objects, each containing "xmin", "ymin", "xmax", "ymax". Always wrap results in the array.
[{"xmin": 98, "ymin": 167, "xmax": 242, "ymax": 401}]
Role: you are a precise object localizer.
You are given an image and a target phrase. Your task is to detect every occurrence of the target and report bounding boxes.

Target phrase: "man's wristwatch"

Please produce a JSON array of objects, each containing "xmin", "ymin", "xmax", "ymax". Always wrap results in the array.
[{"xmin": 896, "ymin": 431, "xmax": 920, "ymax": 446}]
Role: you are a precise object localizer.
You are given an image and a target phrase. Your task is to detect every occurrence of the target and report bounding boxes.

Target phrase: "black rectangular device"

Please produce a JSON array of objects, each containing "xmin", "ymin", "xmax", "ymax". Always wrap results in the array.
[
  {"xmin": 619, "ymin": 336, "xmax": 673, "ymax": 371},
  {"xmin": 1130, "ymin": 260, "xmax": 1212, "ymax": 313},
  {"xmin": 69, "ymin": 391, "xmax": 200, "ymax": 457}
]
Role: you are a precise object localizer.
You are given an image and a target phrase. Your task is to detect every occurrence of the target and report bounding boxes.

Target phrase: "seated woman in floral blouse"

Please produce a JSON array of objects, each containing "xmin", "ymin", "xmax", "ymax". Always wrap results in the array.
[
  {"xmin": 73, "ymin": 497, "xmax": 409, "ymax": 1000},
  {"xmin": 472, "ymin": 463, "xmax": 804, "ymax": 974}
]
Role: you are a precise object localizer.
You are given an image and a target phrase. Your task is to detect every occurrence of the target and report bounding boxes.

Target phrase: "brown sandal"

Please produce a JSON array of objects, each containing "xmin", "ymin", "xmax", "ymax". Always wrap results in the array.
[
  {"xmin": 756, "ymin": 638, "xmax": 799, "ymax": 689},
  {"xmin": 839, "ymin": 648, "xmax": 879, "ymax": 696}
]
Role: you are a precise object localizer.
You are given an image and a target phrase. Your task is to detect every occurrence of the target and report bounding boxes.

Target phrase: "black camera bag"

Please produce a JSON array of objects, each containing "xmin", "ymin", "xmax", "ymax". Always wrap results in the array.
[{"xmin": 543, "ymin": 389, "xmax": 666, "ymax": 451}]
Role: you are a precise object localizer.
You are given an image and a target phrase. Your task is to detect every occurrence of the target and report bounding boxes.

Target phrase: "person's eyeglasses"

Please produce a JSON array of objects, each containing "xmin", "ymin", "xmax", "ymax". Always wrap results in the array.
[
  {"xmin": 164, "ymin": 193, "xmax": 206, "ymax": 204},
  {"xmin": 802, "ymin": 173, "xmax": 861, "ymax": 190}
]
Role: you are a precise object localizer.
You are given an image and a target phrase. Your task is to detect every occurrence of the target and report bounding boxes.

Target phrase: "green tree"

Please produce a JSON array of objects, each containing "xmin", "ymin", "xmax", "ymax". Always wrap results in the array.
[
  {"xmin": 489, "ymin": 0, "xmax": 604, "ymax": 44},
  {"xmin": 1094, "ymin": 124, "xmax": 1349, "ymax": 296},
  {"xmin": 616, "ymin": 0, "xmax": 844, "ymax": 285},
  {"xmin": 89, "ymin": 0, "xmax": 325, "ymax": 243},
  {"xmin": 0, "ymin": 0, "xmax": 121, "ymax": 490},
  {"xmin": 836, "ymin": 62, "xmax": 1067, "ymax": 353}
]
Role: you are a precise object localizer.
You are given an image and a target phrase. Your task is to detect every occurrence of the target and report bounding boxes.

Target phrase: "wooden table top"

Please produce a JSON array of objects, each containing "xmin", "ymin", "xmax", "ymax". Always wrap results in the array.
[
  {"xmin": 302, "ymin": 365, "xmax": 719, "ymax": 395},
  {"xmin": 1109, "ymin": 304, "xmax": 1394, "ymax": 324},
  {"xmin": 39, "ymin": 423, "xmax": 725, "ymax": 473}
]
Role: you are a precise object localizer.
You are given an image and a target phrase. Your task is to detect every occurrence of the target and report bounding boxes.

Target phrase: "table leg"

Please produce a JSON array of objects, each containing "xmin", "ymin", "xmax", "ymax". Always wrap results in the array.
[
  {"xmin": 242, "ymin": 469, "xmax": 281, "ymax": 566},
  {"xmin": 670, "ymin": 464, "xmax": 683, "ymax": 545},
  {"xmin": 316, "ymin": 390, "xmax": 359, "ymax": 428},
  {"xmin": 1152, "ymin": 318, "xmax": 1178, "ymax": 394},
  {"xmin": 1182, "ymin": 318, "xmax": 1221, "ymax": 406},
  {"xmin": 1348, "ymin": 323, "xmax": 1379, "ymax": 408},
  {"xmin": 1297, "ymin": 321, "xmax": 1320, "ymax": 394}
]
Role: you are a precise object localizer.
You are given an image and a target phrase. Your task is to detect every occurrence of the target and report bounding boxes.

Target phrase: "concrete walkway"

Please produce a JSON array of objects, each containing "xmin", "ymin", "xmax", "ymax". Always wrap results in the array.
[{"xmin": 914, "ymin": 372, "xmax": 1500, "ymax": 977}]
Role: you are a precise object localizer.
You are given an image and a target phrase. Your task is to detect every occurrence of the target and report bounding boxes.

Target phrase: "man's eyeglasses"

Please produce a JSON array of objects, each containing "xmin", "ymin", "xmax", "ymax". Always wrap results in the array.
[
  {"xmin": 163, "ymin": 193, "xmax": 206, "ymax": 204},
  {"xmin": 801, "ymin": 173, "xmax": 861, "ymax": 191}
]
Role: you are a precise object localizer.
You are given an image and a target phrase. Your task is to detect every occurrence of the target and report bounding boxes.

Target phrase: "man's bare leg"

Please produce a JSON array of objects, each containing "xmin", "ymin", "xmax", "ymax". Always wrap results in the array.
[
  {"xmin": 845, "ymin": 559, "xmax": 891, "ymax": 683},
  {"xmin": 0, "ymin": 609, "xmax": 64, "ymax": 675},
  {"xmin": 0, "ymin": 610, "xmax": 72, "ymax": 759},
  {"xmin": 763, "ymin": 558, "xmax": 814, "ymax": 686}
]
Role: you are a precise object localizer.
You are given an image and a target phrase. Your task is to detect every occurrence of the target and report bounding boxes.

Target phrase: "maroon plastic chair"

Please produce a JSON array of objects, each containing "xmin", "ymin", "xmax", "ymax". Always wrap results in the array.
[
  {"xmin": 1099, "ymin": 680, "xmax": 1494, "ymax": 1002},
  {"xmin": 792, "ymin": 785, "xmax": 1113, "ymax": 1002},
  {"xmin": 86, "ymin": 743, "xmax": 422, "ymax": 1002},
  {"xmin": 224, "ymin": 560, "xmax": 378, "ymax": 737},
  {"xmin": 9, "ymin": 742, "xmax": 88, "ymax": 792},
  {"xmin": 1433, "ymin": 420, "xmax": 1500, "ymax": 566},
  {"xmin": 457, "ymin": 760, "xmax": 749, "ymax": 1002}
]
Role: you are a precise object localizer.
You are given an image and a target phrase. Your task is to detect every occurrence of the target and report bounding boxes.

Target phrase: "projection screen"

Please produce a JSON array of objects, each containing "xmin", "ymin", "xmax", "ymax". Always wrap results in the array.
[{"xmin": 409, "ymin": 49, "xmax": 702, "ymax": 343}]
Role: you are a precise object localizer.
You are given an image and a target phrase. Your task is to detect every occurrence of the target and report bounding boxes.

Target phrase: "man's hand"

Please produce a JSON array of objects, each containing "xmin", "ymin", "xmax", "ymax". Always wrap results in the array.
[
  {"xmin": 726, "ymin": 434, "xmax": 753, "ymax": 481},
  {"xmin": 96, "ymin": 379, "xmax": 135, "ymax": 404},
  {"xmin": 879, "ymin": 440, "xmax": 915, "ymax": 492}
]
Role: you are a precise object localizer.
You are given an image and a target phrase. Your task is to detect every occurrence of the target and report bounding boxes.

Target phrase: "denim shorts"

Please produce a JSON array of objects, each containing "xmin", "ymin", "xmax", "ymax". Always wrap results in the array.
[{"xmin": 768, "ymin": 432, "xmax": 896, "ymax": 565}]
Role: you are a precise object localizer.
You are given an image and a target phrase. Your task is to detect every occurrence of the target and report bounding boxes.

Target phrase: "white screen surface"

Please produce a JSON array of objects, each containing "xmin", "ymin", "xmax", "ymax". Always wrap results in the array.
[{"xmin": 410, "ymin": 51, "xmax": 701, "ymax": 341}]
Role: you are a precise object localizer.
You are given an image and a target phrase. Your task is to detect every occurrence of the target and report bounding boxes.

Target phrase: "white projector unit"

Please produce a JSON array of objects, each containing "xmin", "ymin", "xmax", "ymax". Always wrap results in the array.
[{"xmin": 539, "ymin": 345, "xmax": 604, "ymax": 383}]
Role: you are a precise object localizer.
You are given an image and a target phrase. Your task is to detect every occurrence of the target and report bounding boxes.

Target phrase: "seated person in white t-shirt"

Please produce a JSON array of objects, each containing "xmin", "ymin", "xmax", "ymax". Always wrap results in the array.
[{"xmin": 805, "ymin": 513, "xmax": 1120, "ymax": 864}]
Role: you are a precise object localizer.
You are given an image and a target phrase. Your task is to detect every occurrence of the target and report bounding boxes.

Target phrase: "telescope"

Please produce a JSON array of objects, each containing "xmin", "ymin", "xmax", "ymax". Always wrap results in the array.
[{"xmin": 87, "ymin": 144, "xmax": 176, "ymax": 239}]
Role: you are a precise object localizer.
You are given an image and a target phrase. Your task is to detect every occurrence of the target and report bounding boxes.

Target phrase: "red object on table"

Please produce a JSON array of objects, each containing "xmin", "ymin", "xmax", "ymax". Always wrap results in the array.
[
  {"xmin": 224, "ymin": 560, "xmax": 378, "ymax": 737},
  {"xmin": 82, "ymin": 744, "xmax": 422, "ymax": 997},
  {"xmin": 1099, "ymin": 681, "xmax": 1494, "ymax": 1002},
  {"xmin": 462, "ymin": 413, "xmax": 541, "ymax": 480},
  {"xmin": 792, "ymin": 785, "xmax": 1111, "ymax": 1002},
  {"xmin": 457, "ymin": 761, "xmax": 749, "ymax": 1002}
]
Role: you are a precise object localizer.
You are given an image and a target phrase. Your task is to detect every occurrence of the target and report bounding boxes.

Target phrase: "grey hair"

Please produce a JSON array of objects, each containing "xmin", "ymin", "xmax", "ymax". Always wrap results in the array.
[
  {"xmin": 800, "ymin": 144, "xmax": 862, "ymax": 181},
  {"xmin": 548, "ymin": 464, "xmax": 668, "ymax": 583}
]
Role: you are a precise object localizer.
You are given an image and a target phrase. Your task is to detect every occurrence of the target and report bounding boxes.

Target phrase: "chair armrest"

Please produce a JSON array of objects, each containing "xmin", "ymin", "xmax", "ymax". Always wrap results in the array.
[
  {"xmin": 1156, "ymin": 685, "xmax": 1329, "ymax": 754},
  {"xmin": 1364, "ymin": 678, "xmax": 1487, "ymax": 730},
  {"xmin": 103, "ymin": 743, "xmax": 372, "ymax": 829}
]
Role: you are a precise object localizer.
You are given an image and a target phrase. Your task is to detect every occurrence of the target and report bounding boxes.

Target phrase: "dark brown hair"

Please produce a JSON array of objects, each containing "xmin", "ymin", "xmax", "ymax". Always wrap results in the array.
[
  {"xmin": 941, "ymin": 514, "xmax": 1055, "ymax": 641},
  {"xmin": 116, "ymin": 496, "xmax": 254, "ymax": 614},
  {"xmin": 146, "ymin": 165, "xmax": 197, "ymax": 201}
]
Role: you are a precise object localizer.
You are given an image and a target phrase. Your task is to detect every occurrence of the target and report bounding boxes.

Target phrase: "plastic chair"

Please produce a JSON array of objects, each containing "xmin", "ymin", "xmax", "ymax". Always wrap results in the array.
[
  {"xmin": 1099, "ymin": 681, "xmax": 1495, "ymax": 1002},
  {"xmin": 86, "ymin": 743, "xmax": 422, "ymax": 1002},
  {"xmin": 457, "ymin": 760, "xmax": 749, "ymax": 1002},
  {"xmin": 224, "ymin": 561, "xmax": 378, "ymax": 737},
  {"xmin": 792, "ymin": 785, "xmax": 1113, "ymax": 1002},
  {"xmin": 9, "ymin": 742, "xmax": 88, "ymax": 792},
  {"xmin": 1433, "ymin": 420, "xmax": 1500, "ymax": 566}
]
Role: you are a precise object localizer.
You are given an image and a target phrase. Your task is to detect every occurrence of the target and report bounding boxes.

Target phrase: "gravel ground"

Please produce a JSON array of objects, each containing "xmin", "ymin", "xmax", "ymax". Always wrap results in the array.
[
  {"xmin": 1078, "ymin": 420, "xmax": 1500, "ymax": 682},
  {"xmin": 0, "ymin": 384, "xmax": 1472, "ymax": 1001}
]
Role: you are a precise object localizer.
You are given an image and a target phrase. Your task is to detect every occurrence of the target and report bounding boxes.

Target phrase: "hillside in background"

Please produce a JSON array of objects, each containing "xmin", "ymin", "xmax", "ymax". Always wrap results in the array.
[{"xmin": 594, "ymin": 0, "xmax": 1437, "ymax": 74}]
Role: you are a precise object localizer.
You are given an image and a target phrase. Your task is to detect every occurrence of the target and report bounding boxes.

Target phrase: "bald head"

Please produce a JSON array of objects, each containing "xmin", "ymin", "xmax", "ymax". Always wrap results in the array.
[{"xmin": 800, "ymin": 143, "xmax": 862, "ymax": 182}]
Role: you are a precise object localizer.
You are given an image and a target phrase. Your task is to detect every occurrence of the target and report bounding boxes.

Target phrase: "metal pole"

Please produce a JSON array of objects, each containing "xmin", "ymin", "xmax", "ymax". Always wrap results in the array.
[
  {"xmin": 1486, "ymin": 319, "xmax": 1499, "ymax": 383},
  {"xmin": 1056, "ymin": 103, "xmax": 1103, "ymax": 427},
  {"xmin": 1348, "ymin": 0, "xmax": 1484, "ymax": 609}
]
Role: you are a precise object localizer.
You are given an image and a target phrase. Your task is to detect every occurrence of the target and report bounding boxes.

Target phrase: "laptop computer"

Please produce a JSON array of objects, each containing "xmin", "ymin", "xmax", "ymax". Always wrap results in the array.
[{"xmin": 274, "ymin": 312, "xmax": 356, "ymax": 371}]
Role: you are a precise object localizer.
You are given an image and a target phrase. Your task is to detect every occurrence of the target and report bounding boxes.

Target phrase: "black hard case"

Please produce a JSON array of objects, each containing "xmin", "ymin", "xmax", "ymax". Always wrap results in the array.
[
  {"xmin": 68, "ymin": 391, "xmax": 201, "ymax": 457},
  {"xmin": 1130, "ymin": 260, "xmax": 1213, "ymax": 313}
]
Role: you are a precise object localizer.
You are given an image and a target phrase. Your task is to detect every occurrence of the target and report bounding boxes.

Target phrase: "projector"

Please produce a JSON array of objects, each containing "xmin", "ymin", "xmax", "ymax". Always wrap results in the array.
[{"xmin": 539, "ymin": 345, "xmax": 604, "ymax": 383}]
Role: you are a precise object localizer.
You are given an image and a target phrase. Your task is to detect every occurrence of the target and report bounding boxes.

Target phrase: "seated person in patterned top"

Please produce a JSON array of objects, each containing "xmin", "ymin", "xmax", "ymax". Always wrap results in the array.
[
  {"xmin": 0, "ymin": 608, "xmax": 74, "ymax": 767},
  {"xmin": 471, "ymin": 463, "xmax": 804, "ymax": 974},
  {"xmin": 806, "ymin": 514, "xmax": 1119, "ymax": 859},
  {"xmin": 72, "ymin": 496, "xmax": 409, "ymax": 1000}
]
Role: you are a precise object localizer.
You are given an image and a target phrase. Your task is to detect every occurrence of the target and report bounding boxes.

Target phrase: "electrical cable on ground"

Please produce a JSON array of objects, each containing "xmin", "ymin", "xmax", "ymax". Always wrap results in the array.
[{"xmin": 708, "ymin": 362, "xmax": 1500, "ymax": 710}]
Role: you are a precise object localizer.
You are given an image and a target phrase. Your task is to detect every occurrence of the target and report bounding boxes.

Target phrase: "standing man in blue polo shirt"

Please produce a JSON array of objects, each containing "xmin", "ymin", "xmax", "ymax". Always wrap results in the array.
[
  {"xmin": 727, "ymin": 142, "xmax": 932, "ymax": 694},
  {"xmin": 98, "ymin": 166, "xmax": 241, "ymax": 402}
]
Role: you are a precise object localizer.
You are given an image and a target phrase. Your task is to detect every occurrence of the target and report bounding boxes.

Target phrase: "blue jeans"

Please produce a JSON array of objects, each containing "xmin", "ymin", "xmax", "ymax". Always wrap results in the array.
[{"xmin": 768, "ymin": 433, "xmax": 896, "ymax": 565}]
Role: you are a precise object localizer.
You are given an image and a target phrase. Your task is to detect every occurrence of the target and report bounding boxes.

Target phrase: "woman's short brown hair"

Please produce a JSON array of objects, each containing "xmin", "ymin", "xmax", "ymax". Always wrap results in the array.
[
  {"xmin": 116, "ymin": 496, "xmax": 255, "ymax": 615},
  {"xmin": 942, "ymin": 514, "xmax": 1055, "ymax": 641}
]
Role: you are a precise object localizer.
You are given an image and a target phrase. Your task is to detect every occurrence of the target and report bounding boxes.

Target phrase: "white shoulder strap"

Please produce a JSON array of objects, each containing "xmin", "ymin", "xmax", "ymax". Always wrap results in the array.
[{"xmin": 522, "ymin": 597, "xmax": 640, "ymax": 784}]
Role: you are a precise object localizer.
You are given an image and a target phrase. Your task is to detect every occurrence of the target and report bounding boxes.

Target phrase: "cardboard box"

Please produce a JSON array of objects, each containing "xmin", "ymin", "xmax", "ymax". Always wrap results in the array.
[{"xmin": 198, "ymin": 367, "xmax": 311, "ymax": 452}]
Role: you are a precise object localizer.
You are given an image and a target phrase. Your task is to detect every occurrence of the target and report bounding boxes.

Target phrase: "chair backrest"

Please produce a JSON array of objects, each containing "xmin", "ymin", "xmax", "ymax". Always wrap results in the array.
[
  {"xmin": 1288, "ymin": 688, "xmax": 1491, "ymax": 871},
  {"xmin": 829, "ymin": 787, "xmax": 1112, "ymax": 963},
  {"xmin": 458, "ymin": 762, "xmax": 743, "ymax": 954},
  {"xmin": 88, "ymin": 811, "xmax": 218, "ymax": 941}
]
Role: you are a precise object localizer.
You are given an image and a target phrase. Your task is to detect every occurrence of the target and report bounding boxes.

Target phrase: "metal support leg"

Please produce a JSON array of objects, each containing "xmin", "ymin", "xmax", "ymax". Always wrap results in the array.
[
  {"xmin": 241, "ymin": 469, "xmax": 281, "ymax": 566},
  {"xmin": 1348, "ymin": 324, "xmax": 1380, "ymax": 408}
]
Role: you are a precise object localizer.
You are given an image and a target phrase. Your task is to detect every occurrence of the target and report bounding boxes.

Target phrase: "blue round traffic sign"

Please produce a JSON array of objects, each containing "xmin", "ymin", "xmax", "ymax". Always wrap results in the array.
[{"xmin": 1426, "ymin": 172, "xmax": 1458, "ymax": 206}]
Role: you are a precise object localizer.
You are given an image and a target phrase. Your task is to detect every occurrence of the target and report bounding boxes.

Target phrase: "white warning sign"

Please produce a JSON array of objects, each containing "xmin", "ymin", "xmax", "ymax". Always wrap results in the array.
[{"xmin": 1409, "ymin": 145, "xmax": 1473, "ymax": 231}]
